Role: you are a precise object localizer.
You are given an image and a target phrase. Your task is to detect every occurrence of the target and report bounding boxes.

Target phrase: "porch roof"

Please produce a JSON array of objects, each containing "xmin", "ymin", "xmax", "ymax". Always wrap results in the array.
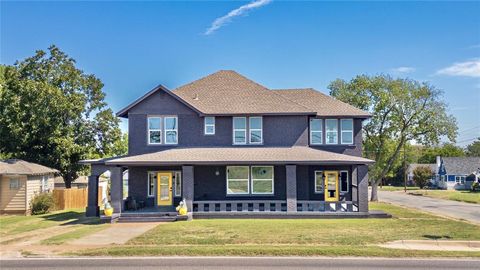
[{"xmin": 101, "ymin": 147, "xmax": 374, "ymax": 166}]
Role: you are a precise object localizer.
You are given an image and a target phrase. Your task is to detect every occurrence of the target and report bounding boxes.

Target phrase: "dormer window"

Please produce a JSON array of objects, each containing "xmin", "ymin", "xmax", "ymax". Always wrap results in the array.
[{"xmin": 204, "ymin": 117, "xmax": 215, "ymax": 135}]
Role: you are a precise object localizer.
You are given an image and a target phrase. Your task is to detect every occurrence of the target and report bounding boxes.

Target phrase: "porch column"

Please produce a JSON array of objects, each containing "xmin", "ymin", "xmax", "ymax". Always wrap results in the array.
[
  {"xmin": 182, "ymin": 165, "xmax": 194, "ymax": 215},
  {"xmin": 286, "ymin": 165, "xmax": 297, "ymax": 212},
  {"xmin": 357, "ymin": 165, "xmax": 369, "ymax": 213},
  {"xmin": 86, "ymin": 175, "xmax": 100, "ymax": 217},
  {"xmin": 110, "ymin": 166, "xmax": 124, "ymax": 214}
]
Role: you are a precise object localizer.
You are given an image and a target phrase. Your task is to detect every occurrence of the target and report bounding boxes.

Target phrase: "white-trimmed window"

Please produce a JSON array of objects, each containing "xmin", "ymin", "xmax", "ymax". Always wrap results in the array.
[
  {"xmin": 174, "ymin": 171, "xmax": 182, "ymax": 197},
  {"xmin": 441, "ymin": 175, "xmax": 446, "ymax": 182},
  {"xmin": 148, "ymin": 117, "xmax": 162, "ymax": 144},
  {"xmin": 204, "ymin": 117, "xmax": 215, "ymax": 135},
  {"xmin": 314, "ymin": 171, "xmax": 324, "ymax": 193},
  {"xmin": 40, "ymin": 176, "xmax": 49, "ymax": 192},
  {"xmin": 340, "ymin": 171, "xmax": 349, "ymax": 192},
  {"xmin": 233, "ymin": 117, "xmax": 247, "ymax": 144},
  {"xmin": 340, "ymin": 119, "xmax": 354, "ymax": 145},
  {"xmin": 455, "ymin": 176, "xmax": 465, "ymax": 184},
  {"xmin": 164, "ymin": 116, "xmax": 178, "ymax": 144},
  {"xmin": 310, "ymin": 119, "xmax": 323, "ymax": 145},
  {"xmin": 249, "ymin": 117, "xmax": 263, "ymax": 144},
  {"xmin": 9, "ymin": 178, "xmax": 20, "ymax": 190},
  {"xmin": 227, "ymin": 166, "xmax": 249, "ymax": 195},
  {"xmin": 251, "ymin": 166, "xmax": 273, "ymax": 194},
  {"xmin": 325, "ymin": 119, "xmax": 338, "ymax": 144},
  {"xmin": 147, "ymin": 172, "xmax": 156, "ymax": 197}
]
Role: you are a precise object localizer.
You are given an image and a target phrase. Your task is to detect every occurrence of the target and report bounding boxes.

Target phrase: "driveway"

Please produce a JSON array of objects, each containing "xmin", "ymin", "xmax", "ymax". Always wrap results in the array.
[{"xmin": 377, "ymin": 190, "xmax": 480, "ymax": 224}]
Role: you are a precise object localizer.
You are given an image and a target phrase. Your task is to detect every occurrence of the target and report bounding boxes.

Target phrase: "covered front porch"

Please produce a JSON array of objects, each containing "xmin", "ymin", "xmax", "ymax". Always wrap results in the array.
[{"xmin": 83, "ymin": 147, "xmax": 377, "ymax": 220}]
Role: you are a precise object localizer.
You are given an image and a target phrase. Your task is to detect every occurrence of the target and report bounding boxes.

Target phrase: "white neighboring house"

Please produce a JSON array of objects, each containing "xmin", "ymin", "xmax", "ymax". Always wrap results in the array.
[{"xmin": 435, "ymin": 156, "xmax": 480, "ymax": 190}]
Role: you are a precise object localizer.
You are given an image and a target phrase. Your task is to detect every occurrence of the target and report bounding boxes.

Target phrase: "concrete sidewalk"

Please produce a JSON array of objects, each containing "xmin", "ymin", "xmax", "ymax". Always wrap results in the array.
[
  {"xmin": 70, "ymin": 222, "xmax": 159, "ymax": 245},
  {"xmin": 377, "ymin": 190, "xmax": 480, "ymax": 224},
  {"xmin": 380, "ymin": 240, "xmax": 480, "ymax": 251}
]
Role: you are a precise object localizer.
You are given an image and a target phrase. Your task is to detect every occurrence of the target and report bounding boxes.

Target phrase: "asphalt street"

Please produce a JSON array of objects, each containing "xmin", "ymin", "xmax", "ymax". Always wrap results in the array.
[{"xmin": 1, "ymin": 257, "xmax": 479, "ymax": 270}]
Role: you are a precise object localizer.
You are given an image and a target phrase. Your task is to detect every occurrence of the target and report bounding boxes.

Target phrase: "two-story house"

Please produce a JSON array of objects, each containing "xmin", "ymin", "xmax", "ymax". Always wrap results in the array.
[{"xmin": 83, "ymin": 70, "xmax": 374, "ymax": 220}]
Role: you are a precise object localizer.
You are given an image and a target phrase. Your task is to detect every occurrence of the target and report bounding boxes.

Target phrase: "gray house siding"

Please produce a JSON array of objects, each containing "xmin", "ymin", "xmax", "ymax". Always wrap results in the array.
[
  {"xmin": 193, "ymin": 165, "xmax": 287, "ymax": 201},
  {"xmin": 127, "ymin": 89, "xmax": 364, "ymax": 155},
  {"xmin": 296, "ymin": 165, "xmax": 352, "ymax": 202}
]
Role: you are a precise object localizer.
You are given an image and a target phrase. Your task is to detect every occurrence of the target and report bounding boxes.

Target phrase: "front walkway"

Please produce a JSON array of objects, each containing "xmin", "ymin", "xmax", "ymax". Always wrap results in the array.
[
  {"xmin": 377, "ymin": 190, "xmax": 480, "ymax": 224},
  {"xmin": 71, "ymin": 223, "xmax": 159, "ymax": 245}
]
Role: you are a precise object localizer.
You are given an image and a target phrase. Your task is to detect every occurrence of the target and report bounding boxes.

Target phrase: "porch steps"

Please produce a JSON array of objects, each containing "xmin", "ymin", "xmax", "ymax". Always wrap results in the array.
[{"xmin": 116, "ymin": 212, "xmax": 186, "ymax": 223}]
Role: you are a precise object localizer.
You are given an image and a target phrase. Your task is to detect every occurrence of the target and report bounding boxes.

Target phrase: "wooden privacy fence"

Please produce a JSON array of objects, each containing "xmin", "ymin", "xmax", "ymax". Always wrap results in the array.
[{"xmin": 53, "ymin": 187, "xmax": 102, "ymax": 210}]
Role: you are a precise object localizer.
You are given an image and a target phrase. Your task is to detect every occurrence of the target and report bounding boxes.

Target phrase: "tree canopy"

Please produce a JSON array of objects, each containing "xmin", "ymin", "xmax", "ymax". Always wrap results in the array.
[
  {"xmin": 466, "ymin": 138, "xmax": 480, "ymax": 157},
  {"xmin": 329, "ymin": 75, "xmax": 457, "ymax": 201},
  {"xmin": 417, "ymin": 143, "xmax": 465, "ymax": 163},
  {"xmin": 0, "ymin": 46, "xmax": 127, "ymax": 187}
]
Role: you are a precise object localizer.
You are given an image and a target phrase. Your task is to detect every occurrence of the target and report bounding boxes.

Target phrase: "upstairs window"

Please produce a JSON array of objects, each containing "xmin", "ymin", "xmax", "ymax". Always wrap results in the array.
[
  {"xmin": 341, "ymin": 119, "xmax": 354, "ymax": 145},
  {"xmin": 164, "ymin": 116, "xmax": 178, "ymax": 144},
  {"xmin": 310, "ymin": 119, "xmax": 323, "ymax": 145},
  {"xmin": 204, "ymin": 117, "xmax": 215, "ymax": 135},
  {"xmin": 148, "ymin": 117, "xmax": 162, "ymax": 144},
  {"xmin": 249, "ymin": 117, "xmax": 263, "ymax": 144},
  {"xmin": 325, "ymin": 119, "xmax": 338, "ymax": 144},
  {"xmin": 233, "ymin": 117, "xmax": 247, "ymax": 144}
]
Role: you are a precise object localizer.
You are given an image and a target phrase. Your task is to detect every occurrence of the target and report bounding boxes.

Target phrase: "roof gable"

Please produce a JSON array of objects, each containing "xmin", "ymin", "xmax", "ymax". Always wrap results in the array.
[{"xmin": 116, "ymin": 85, "xmax": 202, "ymax": 118}]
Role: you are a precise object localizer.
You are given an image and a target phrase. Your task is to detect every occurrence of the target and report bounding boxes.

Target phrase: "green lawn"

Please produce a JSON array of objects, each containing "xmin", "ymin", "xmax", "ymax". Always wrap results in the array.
[
  {"xmin": 71, "ymin": 202, "xmax": 480, "ymax": 257},
  {"xmin": 0, "ymin": 209, "xmax": 103, "ymax": 244},
  {"xmin": 408, "ymin": 190, "xmax": 480, "ymax": 204},
  {"xmin": 378, "ymin": 186, "xmax": 420, "ymax": 192}
]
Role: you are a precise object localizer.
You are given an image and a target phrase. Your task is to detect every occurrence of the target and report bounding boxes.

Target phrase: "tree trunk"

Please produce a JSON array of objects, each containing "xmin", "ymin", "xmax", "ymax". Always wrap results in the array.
[
  {"xmin": 64, "ymin": 174, "xmax": 72, "ymax": 189},
  {"xmin": 370, "ymin": 181, "xmax": 378, "ymax": 201}
]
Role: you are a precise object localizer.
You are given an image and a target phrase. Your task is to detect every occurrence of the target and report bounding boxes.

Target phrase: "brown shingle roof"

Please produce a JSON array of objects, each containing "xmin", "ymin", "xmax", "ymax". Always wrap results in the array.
[
  {"xmin": 117, "ymin": 70, "xmax": 371, "ymax": 118},
  {"xmin": 0, "ymin": 159, "xmax": 58, "ymax": 175},
  {"xmin": 274, "ymin": 88, "xmax": 371, "ymax": 117},
  {"xmin": 172, "ymin": 70, "xmax": 314, "ymax": 115},
  {"xmin": 105, "ymin": 147, "xmax": 374, "ymax": 166}
]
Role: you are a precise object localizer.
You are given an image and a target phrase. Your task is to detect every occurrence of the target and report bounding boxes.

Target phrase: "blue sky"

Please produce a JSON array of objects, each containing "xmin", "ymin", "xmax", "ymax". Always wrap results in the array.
[{"xmin": 1, "ymin": 1, "xmax": 479, "ymax": 146}]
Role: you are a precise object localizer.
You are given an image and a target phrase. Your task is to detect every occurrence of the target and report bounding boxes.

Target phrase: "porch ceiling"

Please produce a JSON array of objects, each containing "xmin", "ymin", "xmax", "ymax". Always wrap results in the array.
[{"xmin": 103, "ymin": 147, "xmax": 374, "ymax": 166}]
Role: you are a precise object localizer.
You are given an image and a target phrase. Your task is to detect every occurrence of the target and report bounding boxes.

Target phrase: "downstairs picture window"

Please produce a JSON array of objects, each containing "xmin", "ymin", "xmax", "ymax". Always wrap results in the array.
[
  {"xmin": 340, "ymin": 171, "xmax": 349, "ymax": 192},
  {"xmin": 227, "ymin": 166, "xmax": 249, "ymax": 195},
  {"xmin": 315, "ymin": 171, "xmax": 324, "ymax": 193},
  {"xmin": 251, "ymin": 166, "xmax": 274, "ymax": 194},
  {"xmin": 147, "ymin": 172, "xmax": 156, "ymax": 197}
]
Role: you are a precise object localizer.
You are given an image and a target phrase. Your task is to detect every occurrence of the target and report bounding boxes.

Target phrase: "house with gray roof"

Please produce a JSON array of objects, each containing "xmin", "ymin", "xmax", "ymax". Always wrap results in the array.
[
  {"xmin": 0, "ymin": 159, "xmax": 57, "ymax": 214},
  {"xmin": 82, "ymin": 70, "xmax": 375, "ymax": 221},
  {"xmin": 436, "ymin": 156, "xmax": 480, "ymax": 190}
]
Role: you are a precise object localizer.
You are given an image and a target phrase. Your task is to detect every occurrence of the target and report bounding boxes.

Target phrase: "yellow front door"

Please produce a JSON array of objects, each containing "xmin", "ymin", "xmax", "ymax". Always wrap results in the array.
[
  {"xmin": 324, "ymin": 171, "xmax": 339, "ymax": 202},
  {"xmin": 157, "ymin": 172, "xmax": 172, "ymax": 206}
]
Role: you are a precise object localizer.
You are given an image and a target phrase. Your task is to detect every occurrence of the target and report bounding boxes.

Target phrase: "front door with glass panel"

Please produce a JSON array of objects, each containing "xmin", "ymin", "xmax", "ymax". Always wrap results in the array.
[
  {"xmin": 157, "ymin": 172, "xmax": 172, "ymax": 206},
  {"xmin": 324, "ymin": 171, "xmax": 339, "ymax": 202}
]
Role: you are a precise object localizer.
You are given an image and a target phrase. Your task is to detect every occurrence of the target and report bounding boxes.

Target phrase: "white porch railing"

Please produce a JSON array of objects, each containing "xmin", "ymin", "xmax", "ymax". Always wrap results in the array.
[{"xmin": 193, "ymin": 200, "xmax": 358, "ymax": 213}]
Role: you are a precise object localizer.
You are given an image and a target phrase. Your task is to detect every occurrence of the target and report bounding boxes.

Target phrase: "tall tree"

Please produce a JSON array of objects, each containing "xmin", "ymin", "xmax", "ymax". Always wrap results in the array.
[
  {"xmin": 329, "ymin": 75, "xmax": 457, "ymax": 201},
  {"xmin": 0, "ymin": 46, "xmax": 127, "ymax": 187},
  {"xmin": 418, "ymin": 143, "xmax": 465, "ymax": 163},
  {"xmin": 466, "ymin": 138, "xmax": 480, "ymax": 157}
]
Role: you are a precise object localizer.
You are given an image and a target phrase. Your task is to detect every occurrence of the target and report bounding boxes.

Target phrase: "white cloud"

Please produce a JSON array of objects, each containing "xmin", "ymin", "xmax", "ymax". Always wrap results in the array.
[
  {"xmin": 436, "ymin": 59, "xmax": 480, "ymax": 78},
  {"xmin": 391, "ymin": 66, "xmax": 416, "ymax": 74},
  {"xmin": 467, "ymin": 44, "xmax": 480, "ymax": 49},
  {"xmin": 204, "ymin": 0, "xmax": 272, "ymax": 35}
]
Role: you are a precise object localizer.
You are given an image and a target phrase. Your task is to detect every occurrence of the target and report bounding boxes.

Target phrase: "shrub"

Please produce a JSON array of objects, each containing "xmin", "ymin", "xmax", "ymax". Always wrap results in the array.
[
  {"xmin": 413, "ymin": 166, "xmax": 433, "ymax": 189},
  {"xmin": 472, "ymin": 182, "xmax": 479, "ymax": 192},
  {"xmin": 30, "ymin": 192, "xmax": 55, "ymax": 215}
]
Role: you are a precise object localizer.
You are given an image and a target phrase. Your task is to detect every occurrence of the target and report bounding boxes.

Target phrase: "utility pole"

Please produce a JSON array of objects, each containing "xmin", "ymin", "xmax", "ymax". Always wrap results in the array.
[{"xmin": 403, "ymin": 142, "xmax": 407, "ymax": 193}]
